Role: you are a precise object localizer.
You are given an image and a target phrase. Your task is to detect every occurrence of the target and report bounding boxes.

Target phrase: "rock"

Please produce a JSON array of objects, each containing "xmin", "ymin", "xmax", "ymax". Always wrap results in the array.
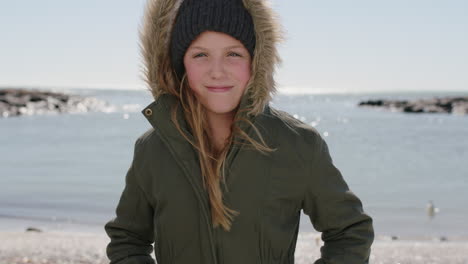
[
  {"xmin": 358, "ymin": 96, "xmax": 468, "ymax": 115},
  {"xmin": 0, "ymin": 88, "xmax": 110, "ymax": 118},
  {"xmin": 439, "ymin": 236, "xmax": 448, "ymax": 242},
  {"xmin": 452, "ymin": 102, "xmax": 468, "ymax": 115},
  {"xmin": 0, "ymin": 101, "xmax": 9, "ymax": 117},
  {"xmin": 359, "ymin": 100, "xmax": 384, "ymax": 106},
  {"xmin": 25, "ymin": 227, "xmax": 42, "ymax": 232}
]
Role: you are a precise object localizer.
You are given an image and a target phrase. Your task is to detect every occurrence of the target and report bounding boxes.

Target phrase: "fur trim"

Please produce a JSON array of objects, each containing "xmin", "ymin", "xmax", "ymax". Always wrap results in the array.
[{"xmin": 139, "ymin": 0, "xmax": 283, "ymax": 115}]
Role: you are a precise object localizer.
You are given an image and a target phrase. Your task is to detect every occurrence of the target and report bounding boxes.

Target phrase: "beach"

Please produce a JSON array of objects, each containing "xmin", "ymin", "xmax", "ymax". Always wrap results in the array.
[{"xmin": 1, "ymin": 231, "xmax": 467, "ymax": 264}]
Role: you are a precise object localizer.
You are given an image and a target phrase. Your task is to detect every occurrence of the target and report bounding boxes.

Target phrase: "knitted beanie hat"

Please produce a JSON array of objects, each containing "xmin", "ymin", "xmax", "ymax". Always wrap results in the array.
[{"xmin": 170, "ymin": 0, "xmax": 256, "ymax": 80}]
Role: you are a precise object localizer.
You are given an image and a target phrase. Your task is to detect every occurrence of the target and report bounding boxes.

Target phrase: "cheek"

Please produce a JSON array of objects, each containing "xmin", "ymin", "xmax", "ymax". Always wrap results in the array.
[
  {"xmin": 230, "ymin": 61, "xmax": 251, "ymax": 85},
  {"xmin": 184, "ymin": 62, "xmax": 204, "ymax": 90}
]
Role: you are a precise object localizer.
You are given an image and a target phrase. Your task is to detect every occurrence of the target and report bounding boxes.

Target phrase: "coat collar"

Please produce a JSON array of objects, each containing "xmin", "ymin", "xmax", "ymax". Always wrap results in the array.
[
  {"xmin": 141, "ymin": 92, "xmax": 264, "ymax": 201},
  {"xmin": 141, "ymin": 93, "xmax": 205, "ymax": 196}
]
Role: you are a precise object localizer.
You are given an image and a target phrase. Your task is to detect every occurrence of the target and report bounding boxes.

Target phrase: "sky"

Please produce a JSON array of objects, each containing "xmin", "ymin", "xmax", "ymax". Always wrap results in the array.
[{"xmin": 1, "ymin": 0, "xmax": 467, "ymax": 94}]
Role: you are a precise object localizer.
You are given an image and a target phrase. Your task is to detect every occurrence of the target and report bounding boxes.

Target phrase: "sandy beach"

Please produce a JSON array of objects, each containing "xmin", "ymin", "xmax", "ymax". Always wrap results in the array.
[{"xmin": 1, "ymin": 231, "xmax": 467, "ymax": 264}]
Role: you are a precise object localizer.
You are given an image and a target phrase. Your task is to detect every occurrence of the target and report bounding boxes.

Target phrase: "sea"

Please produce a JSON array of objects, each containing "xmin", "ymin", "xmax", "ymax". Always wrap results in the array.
[{"xmin": 1, "ymin": 88, "xmax": 467, "ymax": 240}]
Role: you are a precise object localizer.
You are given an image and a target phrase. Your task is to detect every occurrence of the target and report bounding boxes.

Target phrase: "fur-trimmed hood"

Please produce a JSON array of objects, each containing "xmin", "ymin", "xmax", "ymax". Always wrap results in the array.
[{"xmin": 139, "ymin": 0, "xmax": 283, "ymax": 115}]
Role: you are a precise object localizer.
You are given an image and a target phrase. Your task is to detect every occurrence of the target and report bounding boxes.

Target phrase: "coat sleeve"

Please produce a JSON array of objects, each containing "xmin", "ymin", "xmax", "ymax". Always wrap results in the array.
[
  {"xmin": 302, "ymin": 134, "xmax": 374, "ymax": 264},
  {"xmin": 104, "ymin": 138, "xmax": 156, "ymax": 264}
]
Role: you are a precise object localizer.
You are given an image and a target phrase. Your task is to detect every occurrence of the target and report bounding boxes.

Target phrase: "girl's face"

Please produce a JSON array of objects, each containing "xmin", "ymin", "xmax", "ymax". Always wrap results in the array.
[{"xmin": 183, "ymin": 31, "xmax": 252, "ymax": 117}]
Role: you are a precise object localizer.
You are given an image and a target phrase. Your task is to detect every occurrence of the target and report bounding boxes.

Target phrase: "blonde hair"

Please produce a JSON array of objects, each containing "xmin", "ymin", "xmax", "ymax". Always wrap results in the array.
[{"xmin": 170, "ymin": 73, "xmax": 275, "ymax": 231}]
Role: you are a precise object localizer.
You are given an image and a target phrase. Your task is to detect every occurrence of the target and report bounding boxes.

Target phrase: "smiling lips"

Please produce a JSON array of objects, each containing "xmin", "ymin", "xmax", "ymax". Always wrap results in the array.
[{"xmin": 206, "ymin": 86, "xmax": 233, "ymax": 92}]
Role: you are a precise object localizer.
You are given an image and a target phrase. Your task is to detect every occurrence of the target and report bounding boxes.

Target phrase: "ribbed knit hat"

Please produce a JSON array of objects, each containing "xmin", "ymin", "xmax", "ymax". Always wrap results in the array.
[{"xmin": 170, "ymin": 0, "xmax": 256, "ymax": 80}]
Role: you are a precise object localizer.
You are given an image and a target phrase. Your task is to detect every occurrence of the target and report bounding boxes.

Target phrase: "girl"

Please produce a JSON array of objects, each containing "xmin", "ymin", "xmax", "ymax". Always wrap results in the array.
[{"xmin": 105, "ymin": 0, "xmax": 374, "ymax": 263}]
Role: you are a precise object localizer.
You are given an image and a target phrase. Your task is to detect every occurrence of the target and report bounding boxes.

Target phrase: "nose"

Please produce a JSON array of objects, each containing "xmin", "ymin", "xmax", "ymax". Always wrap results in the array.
[{"xmin": 209, "ymin": 57, "xmax": 226, "ymax": 79}]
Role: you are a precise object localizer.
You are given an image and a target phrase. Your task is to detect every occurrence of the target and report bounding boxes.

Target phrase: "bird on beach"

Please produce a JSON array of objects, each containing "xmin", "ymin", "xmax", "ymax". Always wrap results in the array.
[{"xmin": 426, "ymin": 200, "xmax": 439, "ymax": 220}]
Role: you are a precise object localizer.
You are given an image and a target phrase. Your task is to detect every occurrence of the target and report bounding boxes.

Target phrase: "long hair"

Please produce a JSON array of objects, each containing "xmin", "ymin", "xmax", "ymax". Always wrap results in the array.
[{"xmin": 170, "ymin": 73, "xmax": 275, "ymax": 231}]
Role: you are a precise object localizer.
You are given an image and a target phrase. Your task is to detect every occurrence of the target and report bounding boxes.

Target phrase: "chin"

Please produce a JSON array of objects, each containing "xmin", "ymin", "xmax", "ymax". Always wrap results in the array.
[{"xmin": 205, "ymin": 103, "xmax": 238, "ymax": 115}]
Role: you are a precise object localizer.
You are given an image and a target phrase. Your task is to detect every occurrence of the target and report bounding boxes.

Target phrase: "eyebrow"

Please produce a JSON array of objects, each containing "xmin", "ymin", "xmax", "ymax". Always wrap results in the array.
[{"xmin": 189, "ymin": 45, "xmax": 244, "ymax": 51}]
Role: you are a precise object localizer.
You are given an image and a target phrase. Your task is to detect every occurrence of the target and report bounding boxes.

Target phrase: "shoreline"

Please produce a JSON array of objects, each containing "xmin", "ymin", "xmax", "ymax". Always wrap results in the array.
[
  {"xmin": 1, "ymin": 230, "xmax": 467, "ymax": 264},
  {"xmin": 2, "ymin": 216, "xmax": 468, "ymax": 242}
]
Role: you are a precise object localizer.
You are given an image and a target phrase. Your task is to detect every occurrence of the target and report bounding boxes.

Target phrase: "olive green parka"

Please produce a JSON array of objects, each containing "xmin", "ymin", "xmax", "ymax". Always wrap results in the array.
[{"xmin": 104, "ymin": 0, "xmax": 374, "ymax": 263}]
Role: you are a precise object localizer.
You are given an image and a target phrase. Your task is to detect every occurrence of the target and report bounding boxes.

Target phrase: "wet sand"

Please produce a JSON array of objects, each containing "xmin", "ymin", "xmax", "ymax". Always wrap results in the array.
[{"xmin": 0, "ymin": 231, "xmax": 467, "ymax": 264}]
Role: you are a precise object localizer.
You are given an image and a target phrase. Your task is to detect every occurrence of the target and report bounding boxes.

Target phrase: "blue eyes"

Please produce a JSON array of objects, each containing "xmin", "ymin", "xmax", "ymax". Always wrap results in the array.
[{"xmin": 193, "ymin": 52, "xmax": 242, "ymax": 58}]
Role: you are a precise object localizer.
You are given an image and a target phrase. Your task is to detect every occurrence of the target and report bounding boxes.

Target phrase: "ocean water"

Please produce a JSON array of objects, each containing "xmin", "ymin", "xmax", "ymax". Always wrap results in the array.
[{"xmin": 1, "ymin": 88, "xmax": 467, "ymax": 240}]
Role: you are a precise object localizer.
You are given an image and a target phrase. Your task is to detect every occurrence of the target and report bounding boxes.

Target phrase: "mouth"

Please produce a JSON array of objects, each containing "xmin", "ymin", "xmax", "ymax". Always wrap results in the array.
[{"xmin": 205, "ymin": 86, "xmax": 233, "ymax": 92}]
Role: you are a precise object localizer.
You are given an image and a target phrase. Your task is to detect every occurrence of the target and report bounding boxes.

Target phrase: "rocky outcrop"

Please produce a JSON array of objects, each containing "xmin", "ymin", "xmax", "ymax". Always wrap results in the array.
[
  {"xmin": 358, "ymin": 96, "xmax": 468, "ymax": 115},
  {"xmin": 0, "ymin": 88, "xmax": 109, "ymax": 118}
]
